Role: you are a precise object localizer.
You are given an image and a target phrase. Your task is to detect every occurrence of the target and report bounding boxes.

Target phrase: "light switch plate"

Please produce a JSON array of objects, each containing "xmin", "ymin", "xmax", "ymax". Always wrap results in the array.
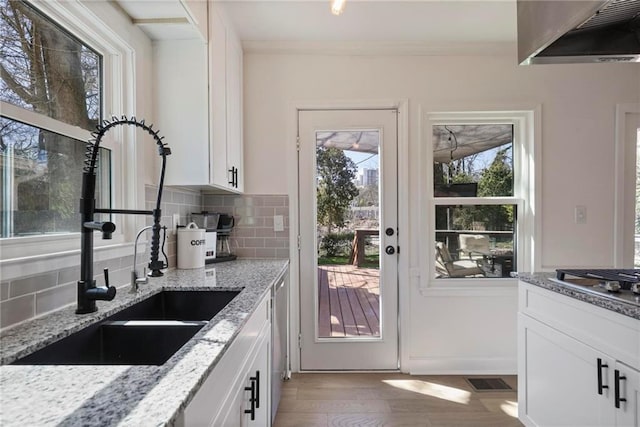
[
  {"xmin": 172, "ymin": 213, "xmax": 181, "ymax": 234},
  {"xmin": 274, "ymin": 215, "xmax": 284, "ymax": 232},
  {"xmin": 575, "ymin": 205, "xmax": 587, "ymax": 224}
]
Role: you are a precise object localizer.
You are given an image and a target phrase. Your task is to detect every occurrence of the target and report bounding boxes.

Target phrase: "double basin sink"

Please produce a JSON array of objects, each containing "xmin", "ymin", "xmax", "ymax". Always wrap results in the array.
[{"xmin": 12, "ymin": 290, "xmax": 240, "ymax": 366}]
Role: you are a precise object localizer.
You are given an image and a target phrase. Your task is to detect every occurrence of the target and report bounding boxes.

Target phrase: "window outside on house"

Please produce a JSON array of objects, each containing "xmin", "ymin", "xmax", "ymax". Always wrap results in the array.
[
  {"xmin": 0, "ymin": 0, "xmax": 109, "ymax": 239},
  {"xmin": 433, "ymin": 124, "xmax": 517, "ymax": 279}
]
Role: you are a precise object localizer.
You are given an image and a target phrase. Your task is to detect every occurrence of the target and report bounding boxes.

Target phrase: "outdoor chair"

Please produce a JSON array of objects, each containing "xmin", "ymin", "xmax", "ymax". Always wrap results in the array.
[
  {"xmin": 458, "ymin": 234, "xmax": 491, "ymax": 260},
  {"xmin": 435, "ymin": 242, "xmax": 486, "ymax": 278}
]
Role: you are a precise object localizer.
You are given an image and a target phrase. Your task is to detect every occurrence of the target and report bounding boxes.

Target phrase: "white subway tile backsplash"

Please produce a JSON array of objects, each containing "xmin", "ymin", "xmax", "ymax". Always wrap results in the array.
[
  {"xmin": 1, "ymin": 188, "xmax": 286, "ymax": 330},
  {"xmin": 36, "ymin": 283, "xmax": 75, "ymax": 316},
  {"xmin": 58, "ymin": 266, "xmax": 80, "ymax": 286},
  {"xmin": 1, "ymin": 282, "xmax": 9, "ymax": 301},
  {"xmin": 9, "ymin": 272, "xmax": 58, "ymax": 298},
  {"xmin": 276, "ymin": 248, "xmax": 289, "ymax": 258},
  {"xmin": 254, "ymin": 228, "xmax": 275, "ymax": 238},
  {"xmin": 255, "ymin": 248, "xmax": 277, "ymax": 258},
  {"xmin": 110, "ymin": 268, "xmax": 132, "ymax": 288},
  {"xmin": 1, "ymin": 295, "xmax": 35, "ymax": 329},
  {"xmin": 144, "ymin": 186, "xmax": 157, "ymax": 203},
  {"xmin": 263, "ymin": 196, "xmax": 286, "ymax": 207},
  {"xmin": 233, "ymin": 247, "xmax": 256, "ymax": 258},
  {"xmin": 202, "ymin": 194, "xmax": 289, "ymax": 260}
]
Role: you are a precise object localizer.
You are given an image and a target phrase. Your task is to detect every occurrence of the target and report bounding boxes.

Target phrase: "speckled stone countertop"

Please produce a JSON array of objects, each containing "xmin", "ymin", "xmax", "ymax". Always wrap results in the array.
[
  {"xmin": 0, "ymin": 259, "xmax": 289, "ymax": 427},
  {"xmin": 518, "ymin": 272, "xmax": 640, "ymax": 320}
]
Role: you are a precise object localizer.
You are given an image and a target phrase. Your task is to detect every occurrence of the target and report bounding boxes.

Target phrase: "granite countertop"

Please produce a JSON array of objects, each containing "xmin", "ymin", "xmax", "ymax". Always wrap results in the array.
[
  {"xmin": 0, "ymin": 259, "xmax": 289, "ymax": 427},
  {"xmin": 517, "ymin": 272, "xmax": 640, "ymax": 320}
]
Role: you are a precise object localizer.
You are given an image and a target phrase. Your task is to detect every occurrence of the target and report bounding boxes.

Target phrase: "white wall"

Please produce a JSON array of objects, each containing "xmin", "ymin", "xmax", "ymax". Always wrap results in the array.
[{"xmin": 243, "ymin": 51, "xmax": 640, "ymax": 373}]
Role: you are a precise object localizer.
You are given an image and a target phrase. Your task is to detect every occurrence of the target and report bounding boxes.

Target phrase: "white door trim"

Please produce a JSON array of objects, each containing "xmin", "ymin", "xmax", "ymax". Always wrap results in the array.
[
  {"xmin": 614, "ymin": 103, "xmax": 640, "ymax": 267},
  {"xmin": 286, "ymin": 99, "xmax": 409, "ymax": 373}
]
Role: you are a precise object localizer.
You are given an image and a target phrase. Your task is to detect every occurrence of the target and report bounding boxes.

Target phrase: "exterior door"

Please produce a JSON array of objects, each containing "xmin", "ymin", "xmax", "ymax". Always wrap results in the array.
[{"xmin": 298, "ymin": 109, "xmax": 398, "ymax": 370}]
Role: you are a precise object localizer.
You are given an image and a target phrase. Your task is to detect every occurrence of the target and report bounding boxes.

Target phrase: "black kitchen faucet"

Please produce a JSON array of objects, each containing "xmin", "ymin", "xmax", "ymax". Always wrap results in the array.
[{"xmin": 77, "ymin": 116, "xmax": 171, "ymax": 314}]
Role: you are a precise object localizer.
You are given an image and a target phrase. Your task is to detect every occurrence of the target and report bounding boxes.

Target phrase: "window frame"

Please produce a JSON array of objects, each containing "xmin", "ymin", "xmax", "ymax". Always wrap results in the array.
[
  {"xmin": 421, "ymin": 109, "xmax": 538, "ymax": 290},
  {"xmin": 613, "ymin": 103, "xmax": 640, "ymax": 267},
  {"xmin": 0, "ymin": 0, "xmax": 133, "ymax": 261}
]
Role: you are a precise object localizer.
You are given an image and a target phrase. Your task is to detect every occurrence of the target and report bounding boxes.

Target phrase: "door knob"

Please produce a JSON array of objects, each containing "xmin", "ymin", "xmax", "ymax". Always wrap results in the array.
[{"xmin": 385, "ymin": 245, "xmax": 395, "ymax": 255}]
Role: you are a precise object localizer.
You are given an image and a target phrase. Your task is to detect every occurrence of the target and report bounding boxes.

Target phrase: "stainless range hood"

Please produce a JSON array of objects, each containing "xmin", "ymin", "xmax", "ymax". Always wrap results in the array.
[{"xmin": 517, "ymin": 0, "xmax": 640, "ymax": 64}]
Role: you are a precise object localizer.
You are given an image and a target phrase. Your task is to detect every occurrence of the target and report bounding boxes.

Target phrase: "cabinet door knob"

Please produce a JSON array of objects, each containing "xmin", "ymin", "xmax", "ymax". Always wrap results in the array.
[
  {"xmin": 614, "ymin": 369, "xmax": 627, "ymax": 409},
  {"xmin": 597, "ymin": 358, "xmax": 609, "ymax": 395}
]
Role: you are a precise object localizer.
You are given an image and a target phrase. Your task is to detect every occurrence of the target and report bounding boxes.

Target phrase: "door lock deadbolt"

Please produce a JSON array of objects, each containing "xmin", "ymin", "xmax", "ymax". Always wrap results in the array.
[{"xmin": 385, "ymin": 227, "xmax": 394, "ymax": 236}]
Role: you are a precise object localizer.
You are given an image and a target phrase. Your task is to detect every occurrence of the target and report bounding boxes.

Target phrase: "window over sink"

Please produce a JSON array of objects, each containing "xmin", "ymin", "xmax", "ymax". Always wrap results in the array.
[{"xmin": 0, "ymin": 0, "xmax": 132, "ymax": 260}]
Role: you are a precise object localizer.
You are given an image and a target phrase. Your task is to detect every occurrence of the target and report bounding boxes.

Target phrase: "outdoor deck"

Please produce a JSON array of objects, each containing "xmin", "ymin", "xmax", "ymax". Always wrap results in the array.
[{"xmin": 317, "ymin": 265, "xmax": 380, "ymax": 337}]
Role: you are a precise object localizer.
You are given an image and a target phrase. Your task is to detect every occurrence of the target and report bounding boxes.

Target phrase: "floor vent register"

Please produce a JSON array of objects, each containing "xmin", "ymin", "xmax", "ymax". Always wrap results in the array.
[{"xmin": 465, "ymin": 377, "xmax": 513, "ymax": 392}]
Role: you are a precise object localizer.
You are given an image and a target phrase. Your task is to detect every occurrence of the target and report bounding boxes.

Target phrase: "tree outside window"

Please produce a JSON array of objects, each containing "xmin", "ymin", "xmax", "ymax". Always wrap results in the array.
[{"xmin": 0, "ymin": 0, "xmax": 107, "ymax": 238}]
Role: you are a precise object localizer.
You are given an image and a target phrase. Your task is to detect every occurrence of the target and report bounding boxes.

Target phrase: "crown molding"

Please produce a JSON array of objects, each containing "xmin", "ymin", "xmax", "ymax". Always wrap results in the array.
[{"xmin": 242, "ymin": 40, "xmax": 517, "ymax": 56}]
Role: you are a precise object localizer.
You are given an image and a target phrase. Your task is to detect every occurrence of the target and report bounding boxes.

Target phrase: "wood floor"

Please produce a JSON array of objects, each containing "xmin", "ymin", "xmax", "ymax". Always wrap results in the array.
[
  {"xmin": 317, "ymin": 265, "xmax": 380, "ymax": 338},
  {"xmin": 274, "ymin": 373, "xmax": 523, "ymax": 427}
]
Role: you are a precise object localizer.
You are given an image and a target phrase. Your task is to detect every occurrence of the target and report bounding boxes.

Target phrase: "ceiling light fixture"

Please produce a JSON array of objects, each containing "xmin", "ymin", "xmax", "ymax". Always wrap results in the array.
[{"xmin": 331, "ymin": 0, "xmax": 346, "ymax": 15}]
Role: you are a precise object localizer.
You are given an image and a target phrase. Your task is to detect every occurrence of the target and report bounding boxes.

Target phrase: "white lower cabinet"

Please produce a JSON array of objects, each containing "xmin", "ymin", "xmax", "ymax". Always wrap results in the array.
[
  {"xmin": 519, "ymin": 315, "xmax": 615, "ymax": 426},
  {"xmin": 617, "ymin": 362, "xmax": 640, "ymax": 427},
  {"xmin": 518, "ymin": 282, "xmax": 640, "ymax": 427},
  {"xmin": 181, "ymin": 292, "xmax": 271, "ymax": 426},
  {"xmin": 217, "ymin": 330, "xmax": 270, "ymax": 426}
]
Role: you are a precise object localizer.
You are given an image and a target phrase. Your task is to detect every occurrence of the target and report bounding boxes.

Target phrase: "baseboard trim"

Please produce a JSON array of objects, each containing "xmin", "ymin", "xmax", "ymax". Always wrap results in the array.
[{"xmin": 408, "ymin": 357, "xmax": 517, "ymax": 375}]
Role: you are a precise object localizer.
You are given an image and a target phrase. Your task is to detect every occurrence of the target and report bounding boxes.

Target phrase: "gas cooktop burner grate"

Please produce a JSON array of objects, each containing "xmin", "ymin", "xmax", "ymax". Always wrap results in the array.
[{"xmin": 556, "ymin": 269, "xmax": 640, "ymax": 290}]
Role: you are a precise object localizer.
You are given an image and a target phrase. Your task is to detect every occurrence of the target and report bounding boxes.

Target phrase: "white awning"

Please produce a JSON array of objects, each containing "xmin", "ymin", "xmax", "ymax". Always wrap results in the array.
[
  {"xmin": 316, "ymin": 130, "xmax": 379, "ymax": 154},
  {"xmin": 433, "ymin": 124, "xmax": 513, "ymax": 163}
]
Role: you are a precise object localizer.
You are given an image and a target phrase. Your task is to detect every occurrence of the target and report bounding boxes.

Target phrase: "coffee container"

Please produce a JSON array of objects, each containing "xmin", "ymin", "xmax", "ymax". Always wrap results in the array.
[
  {"xmin": 191, "ymin": 212, "xmax": 220, "ymax": 263},
  {"xmin": 177, "ymin": 222, "xmax": 205, "ymax": 269}
]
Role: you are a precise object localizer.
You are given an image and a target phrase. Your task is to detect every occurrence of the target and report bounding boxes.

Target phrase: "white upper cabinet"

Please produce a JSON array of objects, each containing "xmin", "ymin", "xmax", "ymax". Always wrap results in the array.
[
  {"xmin": 116, "ymin": 0, "xmax": 207, "ymax": 41},
  {"xmin": 210, "ymin": 2, "xmax": 244, "ymax": 192},
  {"xmin": 210, "ymin": 6, "xmax": 228, "ymax": 189},
  {"xmin": 154, "ymin": 39, "xmax": 209, "ymax": 186},
  {"xmin": 225, "ymin": 30, "xmax": 244, "ymax": 192},
  {"xmin": 153, "ymin": 1, "xmax": 244, "ymax": 193}
]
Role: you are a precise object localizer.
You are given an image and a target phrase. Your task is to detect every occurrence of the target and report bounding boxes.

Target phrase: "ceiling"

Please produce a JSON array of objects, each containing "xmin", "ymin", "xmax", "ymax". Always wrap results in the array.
[
  {"xmin": 220, "ymin": 0, "xmax": 517, "ymax": 51},
  {"xmin": 114, "ymin": 0, "xmax": 518, "ymax": 53}
]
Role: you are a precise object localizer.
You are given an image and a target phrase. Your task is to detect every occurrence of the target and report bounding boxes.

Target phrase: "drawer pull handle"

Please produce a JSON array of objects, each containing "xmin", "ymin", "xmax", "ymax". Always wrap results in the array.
[
  {"xmin": 244, "ymin": 378, "xmax": 256, "ymax": 420},
  {"xmin": 597, "ymin": 358, "xmax": 609, "ymax": 395},
  {"xmin": 250, "ymin": 370, "xmax": 260, "ymax": 409},
  {"xmin": 614, "ymin": 369, "xmax": 627, "ymax": 409},
  {"xmin": 228, "ymin": 166, "xmax": 239, "ymax": 188}
]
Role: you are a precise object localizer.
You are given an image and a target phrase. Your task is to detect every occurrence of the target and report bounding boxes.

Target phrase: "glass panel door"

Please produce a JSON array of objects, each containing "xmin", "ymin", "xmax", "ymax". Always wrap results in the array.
[{"xmin": 298, "ymin": 109, "xmax": 398, "ymax": 370}]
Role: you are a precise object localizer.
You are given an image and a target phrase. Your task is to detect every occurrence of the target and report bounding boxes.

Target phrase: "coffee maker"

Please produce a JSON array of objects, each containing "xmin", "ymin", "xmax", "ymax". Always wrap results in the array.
[
  {"xmin": 215, "ymin": 214, "xmax": 236, "ymax": 262},
  {"xmin": 191, "ymin": 212, "xmax": 236, "ymax": 263}
]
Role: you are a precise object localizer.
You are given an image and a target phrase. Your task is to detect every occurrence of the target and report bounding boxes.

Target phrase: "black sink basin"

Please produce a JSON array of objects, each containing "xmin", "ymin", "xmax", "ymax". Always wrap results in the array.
[
  {"xmin": 12, "ymin": 320, "xmax": 205, "ymax": 365},
  {"xmin": 109, "ymin": 290, "xmax": 241, "ymax": 321},
  {"xmin": 11, "ymin": 290, "xmax": 241, "ymax": 365}
]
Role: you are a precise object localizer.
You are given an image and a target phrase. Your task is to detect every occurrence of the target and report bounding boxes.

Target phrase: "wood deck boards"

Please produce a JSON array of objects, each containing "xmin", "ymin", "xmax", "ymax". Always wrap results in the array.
[{"xmin": 317, "ymin": 265, "xmax": 380, "ymax": 338}]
